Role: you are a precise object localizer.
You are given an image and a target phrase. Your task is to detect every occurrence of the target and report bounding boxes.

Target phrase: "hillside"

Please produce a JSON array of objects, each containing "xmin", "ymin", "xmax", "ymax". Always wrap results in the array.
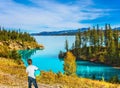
[
  {"xmin": 0, "ymin": 29, "xmax": 44, "ymax": 62},
  {"xmin": 0, "ymin": 58, "xmax": 119, "ymax": 88}
]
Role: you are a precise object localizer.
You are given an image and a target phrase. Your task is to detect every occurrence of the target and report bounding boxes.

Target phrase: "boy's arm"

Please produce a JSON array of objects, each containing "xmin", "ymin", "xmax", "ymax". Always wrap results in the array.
[{"xmin": 35, "ymin": 66, "xmax": 40, "ymax": 71}]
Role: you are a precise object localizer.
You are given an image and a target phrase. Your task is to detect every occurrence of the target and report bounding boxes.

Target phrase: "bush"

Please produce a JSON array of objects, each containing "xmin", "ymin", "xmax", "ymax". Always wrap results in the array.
[
  {"xmin": 99, "ymin": 55, "xmax": 105, "ymax": 62},
  {"xmin": 37, "ymin": 71, "xmax": 119, "ymax": 88},
  {"xmin": 109, "ymin": 75, "xmax": 120, "ymax": 83},
  {"xmin": 0, "ymin": 45, "xmax": 10, "ymax": 58},
  {"xmin": 64, "ymin": 52, "xmax": 76, "ymax": 76},
  {"xmin": 9, "ymin": 49, "xmax": 22, "ymax": 64},
  {"xmin": 38, "ymin": 71, "xmax": 57, "ymax": 84}
]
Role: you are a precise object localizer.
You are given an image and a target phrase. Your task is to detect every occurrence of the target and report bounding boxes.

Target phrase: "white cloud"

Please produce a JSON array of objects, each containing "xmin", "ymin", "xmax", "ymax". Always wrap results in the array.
[{"xmin": 0, "ymin": 0, "xmax": 113, "ymax": 32}]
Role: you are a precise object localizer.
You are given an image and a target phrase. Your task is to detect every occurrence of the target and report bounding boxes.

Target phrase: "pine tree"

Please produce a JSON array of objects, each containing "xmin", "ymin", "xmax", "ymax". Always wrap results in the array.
[
  {"xmin": 72, "ymin": 43, "xmax": 75, "ymax": 55},
  {"xmin": 78, "ymin": 29, "xmax": 82, "ymax": 48},
  {"xmin": 92, "ymin": 26, "xmax": 98, "ymax": 55},
  {"xmin": 65, "ymin": 39, "xmax": 69, "ymax": 52},
  {"xmin": 82, "ymin": 31, "xmax": 88, "ymax": 57},
  {"xmin": 75, "ymin": 34, "xmax": 80, "ymax": 48},
  {"xmin": 104, "ymin": 24, "xmax": 108, "ymax": 47},
  {"xmin": 100, "ymin": 29, "xmax": 104, "ymax": 48},
  {"xmin": 75, "ymin": 33, "xmax": 81, "ymax": 57},
  {"xmin": 72, "ymin": 43, "xmax": 75, "ymax": 49},
  {"xmin": 113, "ymin": 29, "xmax": 119, "ymax": 61},
  {"xmin": 87, "ymin": 28, "xmax": 92, "ymax": 58}
]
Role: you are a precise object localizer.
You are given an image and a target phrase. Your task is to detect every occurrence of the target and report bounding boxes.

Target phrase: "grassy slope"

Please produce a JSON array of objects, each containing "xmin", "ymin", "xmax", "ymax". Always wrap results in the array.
[
  {"xmin": 0, "ymin": 58, "xmax": 120, "ymax": 88},
  {"xmin": 0, "ymin": 58, "xmax": 27, "ymax": 87}
]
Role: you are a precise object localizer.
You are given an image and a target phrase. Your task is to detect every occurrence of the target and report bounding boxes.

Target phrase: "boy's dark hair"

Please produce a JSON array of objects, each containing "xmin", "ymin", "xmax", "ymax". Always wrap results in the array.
[{"xmin": 27, "ymin": 59, "xmax": 32, "ymax": 65}]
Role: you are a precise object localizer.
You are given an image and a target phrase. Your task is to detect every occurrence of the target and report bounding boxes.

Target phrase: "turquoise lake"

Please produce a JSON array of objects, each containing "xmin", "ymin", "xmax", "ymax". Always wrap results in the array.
[{"xmin": 19, "ymin": 36, "xmax": 120, "ymax": 80}]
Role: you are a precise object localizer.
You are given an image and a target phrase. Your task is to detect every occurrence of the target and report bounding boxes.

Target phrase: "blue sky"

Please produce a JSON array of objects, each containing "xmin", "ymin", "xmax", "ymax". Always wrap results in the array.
[{"xmin": 0, "ymin": 0, "xmax": 120, "ymax": 32}]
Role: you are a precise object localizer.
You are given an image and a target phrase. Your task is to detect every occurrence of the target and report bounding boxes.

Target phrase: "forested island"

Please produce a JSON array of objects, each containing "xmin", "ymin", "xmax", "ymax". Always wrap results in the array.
[{"xmin": 59, "ymin": 24, "xmax": 120, "ymax": 66}]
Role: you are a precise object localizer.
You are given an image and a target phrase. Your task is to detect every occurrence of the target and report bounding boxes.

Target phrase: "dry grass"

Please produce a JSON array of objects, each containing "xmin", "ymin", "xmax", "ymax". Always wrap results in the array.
[
  {"xmin": 0, "ymin": 58, "xmax": 120, "ymax": 88},
  {"xmin": 38, "ymin": 71, "xmax": 120, "ymax": 88},
  {"xmin": 0, "ymin": 58, "xmax": 27, "ymax": 87}
]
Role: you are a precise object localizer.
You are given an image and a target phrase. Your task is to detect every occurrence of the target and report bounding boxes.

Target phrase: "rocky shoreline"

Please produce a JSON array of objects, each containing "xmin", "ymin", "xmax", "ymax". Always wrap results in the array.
[{"xmin": 0, "ymin": 40, "xmax": 44, "ymax": 50}]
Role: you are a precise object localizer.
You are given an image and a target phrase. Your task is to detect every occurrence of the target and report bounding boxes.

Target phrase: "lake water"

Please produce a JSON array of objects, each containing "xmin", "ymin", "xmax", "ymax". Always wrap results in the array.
[{"xmin": 20, "ymin": 36, "xmax": 120, "ymax": 80}]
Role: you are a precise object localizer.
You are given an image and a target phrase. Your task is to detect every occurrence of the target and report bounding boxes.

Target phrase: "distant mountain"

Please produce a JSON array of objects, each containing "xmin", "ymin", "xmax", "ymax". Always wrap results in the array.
[
  {"xmin": 115, "ymin": 27, "xmax": 120, "ymax": 30},
  {"xmin": 31, "ymin": 28, "xmax": 88, "ymax": 36},
  {"xmin": 31, "ymin": 27, "xmax": 120, "ymax": 36}
]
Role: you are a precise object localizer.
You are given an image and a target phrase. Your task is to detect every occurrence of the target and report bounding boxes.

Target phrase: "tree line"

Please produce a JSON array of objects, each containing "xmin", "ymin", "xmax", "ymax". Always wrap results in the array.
[{"xmin": 0, "ymin": 27, "xmax": 36, "ymax": 42}]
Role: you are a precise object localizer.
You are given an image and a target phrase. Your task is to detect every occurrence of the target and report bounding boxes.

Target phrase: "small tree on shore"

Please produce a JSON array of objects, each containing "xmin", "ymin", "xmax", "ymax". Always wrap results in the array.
[{"xmin": 64, "ymin": 52, "xmax": 76, "ymax": 76}]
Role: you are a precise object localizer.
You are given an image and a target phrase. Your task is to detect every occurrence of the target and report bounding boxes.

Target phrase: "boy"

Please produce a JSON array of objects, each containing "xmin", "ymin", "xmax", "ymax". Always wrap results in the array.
[{"xmin": 26, "ymin": 59, "xmax": 39, "ymax": 88}]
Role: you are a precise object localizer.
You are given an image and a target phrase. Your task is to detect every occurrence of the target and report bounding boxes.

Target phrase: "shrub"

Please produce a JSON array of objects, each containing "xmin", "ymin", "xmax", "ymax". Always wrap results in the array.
[
  {"xmin": 64, "ymin": 52, "xmax": 76, "ymax": 76},
  {"xmin": 109, "ymin": 75, "xmax": 120, "ymax": 83}
]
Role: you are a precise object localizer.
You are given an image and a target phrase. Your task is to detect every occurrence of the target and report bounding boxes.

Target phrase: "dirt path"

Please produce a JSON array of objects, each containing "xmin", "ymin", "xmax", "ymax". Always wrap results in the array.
[
  {"xmin": 0, "ymin": 84, "xmax": 61, "ymax": 88},
  {"xmin": 0, "ymin": 70, "xmax": 61, "ymax": 88}
]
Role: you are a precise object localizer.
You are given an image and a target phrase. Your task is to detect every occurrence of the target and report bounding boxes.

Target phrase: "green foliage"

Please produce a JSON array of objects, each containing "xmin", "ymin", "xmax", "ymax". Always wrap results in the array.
[
  {"xmin": 58, "ymin": 50, "xmax": 65, "ymax": 59},
  {"xmin": 0, "ymin": 28, "xmax": 36, "ymax": 42},
  {"xmin": 109, "ymin": 75, "xmax": 120, "ymax": 83},
  {"xmin": 64, "ymin": 52, "xmax": 76, "ymax": 76},
  {"xmin": 9, "ymin": 49, "xmax": 21, "ymax": 60},
  {"xmin": 9, "ymin": 50, "xmax": 22, "ymax": 64},
  {"xmin": 65, "ymin": 39, "xmax": 69, "ymax": 52},
  {"xmin": 75, "ymin": 34, "xmax": 80, "ymax": 48},
  {"xmin": 99, "ymin": 55, "xmax": 105, "ymax": 62},
  {"xmin": 71, "ymin": 43, "xmax": 75, "ymax": 49},
  {"xmin": 74, "ymin": 33, "xmax": 81, "ymax": 58}
]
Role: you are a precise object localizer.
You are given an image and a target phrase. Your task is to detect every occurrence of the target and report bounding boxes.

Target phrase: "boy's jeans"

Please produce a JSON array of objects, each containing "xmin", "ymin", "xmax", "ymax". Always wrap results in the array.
[{"xmin": 28, "ymin": 76, "xmax": 38, "ymax": 88}]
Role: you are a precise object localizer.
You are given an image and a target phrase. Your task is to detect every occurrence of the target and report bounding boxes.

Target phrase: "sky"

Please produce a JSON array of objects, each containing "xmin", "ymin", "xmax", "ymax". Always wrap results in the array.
[{"xmin": 0, "ymin": 0, "xmax": 120, "ymax": 32}]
